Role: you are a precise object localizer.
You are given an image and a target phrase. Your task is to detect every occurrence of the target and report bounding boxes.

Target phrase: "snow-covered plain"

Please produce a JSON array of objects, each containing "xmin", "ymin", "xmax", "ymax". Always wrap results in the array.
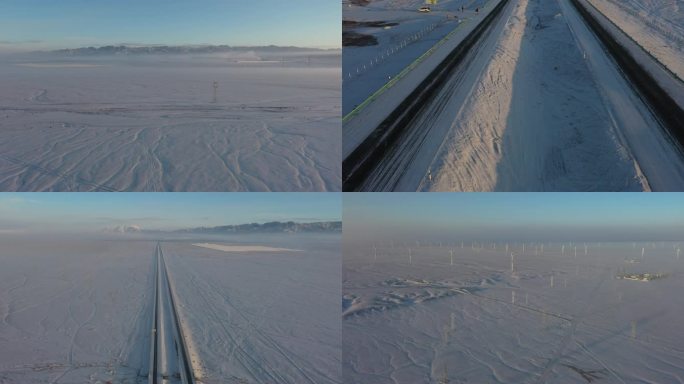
[
  {"xmin": 0, "ymin": 236, "xmax": 153, "ymax": 383},
  {"xmin": 0, "ymin": 233, "xmax": 341, "ymax": 384},
  {"xmin": 0, "ymin": 52, "xmax": 341, "ymax": 191},
  {"xmin": 344, "ymin": 240, "xmax": 684, "ymax": 383},
  {"xmin": 163, "ymin": 234, "xmax": 341, "ymax": 384}
]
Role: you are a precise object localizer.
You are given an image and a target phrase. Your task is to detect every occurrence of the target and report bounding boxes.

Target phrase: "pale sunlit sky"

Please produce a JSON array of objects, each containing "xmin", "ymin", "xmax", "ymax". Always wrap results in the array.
[{"xmin": 0, "ymin": 0, "xmax": 340, "ymax": 52}]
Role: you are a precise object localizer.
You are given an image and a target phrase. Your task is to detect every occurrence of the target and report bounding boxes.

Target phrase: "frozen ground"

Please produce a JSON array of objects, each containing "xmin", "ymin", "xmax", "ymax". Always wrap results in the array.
[
  {"xmin": 0, "ymin": 233, "xmax": 341, "ymax": 384},
  {"xmin": 344, "ymin": 241, "xmax": 684, "ymax": 383},
  {"xmin": 0, "ymin": 52, "xmax": 341, "ymax": 191},
  {"xmin": 0, "ymin": 236, "xmax": 153, "ymax": 383},
  {"xmin": 587, "ymin": 0, "xmax": 684, "ymax": 81},
  {"xmin": 163, "ymin": 234, "xmax": 341, "ymax": 384}
]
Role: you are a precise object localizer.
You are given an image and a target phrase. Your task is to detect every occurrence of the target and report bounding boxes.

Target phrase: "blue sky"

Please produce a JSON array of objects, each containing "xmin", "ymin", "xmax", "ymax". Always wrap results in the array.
[
  {"xmin": 0, "ymin": 193, "xmax": 341, "ymax": 232},
  {"xmin": 0, "ymin": 0, "xmax": 340, "ymax": 51},
  {"xmin": 344, "ymin": 193, "xmax": 684, "ymax": 242}
]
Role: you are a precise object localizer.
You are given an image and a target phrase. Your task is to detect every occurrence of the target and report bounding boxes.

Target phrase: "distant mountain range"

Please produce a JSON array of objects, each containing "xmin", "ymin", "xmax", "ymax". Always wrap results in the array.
[
  {"xmin": 103, "ymin": 225, "xmax": 143, "ymax": 234},
  {"xmin": 175, "ymin": 221, "xmax": 342, "ymax": 234},
  {"xmin": 103, "ymin": 221, "xmax": 341, "ymax": 234},
  {"xmin": 47, "ymin": 45, "xmax": 336, "ymax": 56}
]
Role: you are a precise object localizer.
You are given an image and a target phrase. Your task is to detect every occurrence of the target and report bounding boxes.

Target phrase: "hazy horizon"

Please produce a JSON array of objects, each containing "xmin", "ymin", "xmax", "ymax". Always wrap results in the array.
[
  {"xmin": 344, "ymin": 193, "xmax": 684, "ymax": 242},
  {"xmin": 0, "ymin": 193, "xmax": 341, "ymax": 234}
]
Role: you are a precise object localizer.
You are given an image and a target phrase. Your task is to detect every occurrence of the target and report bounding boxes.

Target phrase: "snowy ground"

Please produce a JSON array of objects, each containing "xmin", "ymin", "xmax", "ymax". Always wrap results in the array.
[
  {"xmin": 0, "ymin": 233, "xmax": 341, "ymax": 384},
  {"xmin": 0, "ymin": 236, "xmax": 153, "ymax": 383},
  {"xmin": 343, "ymin": 240, "xmax": 684, "ymax": 383},
  {"xmin": 586, "ymin": 0, "xmax": 684, "ymax": 81},
  {"xmin": 160, "ymin": 234, "xmax": 341, "ymax": 384},
  {"xmin": 424, "ymin": 0, "xmax": 651, "ymax": 192},
  {"xmin": 347, "ymin": 0, "xmax": 684, "ymax": 191},
  {"xmin": 343, "ymin": 0, "xmax": 489, "ymax": 115},
  {"xmin": 0, "ymin": 52, "xmax": 341, "ymax": 191}
]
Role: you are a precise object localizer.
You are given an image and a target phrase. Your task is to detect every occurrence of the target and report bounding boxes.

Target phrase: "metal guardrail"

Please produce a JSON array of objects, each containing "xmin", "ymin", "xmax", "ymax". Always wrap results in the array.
[{"xmin": 570, "ymin": 0, "xmax": 684, "ymax": 149}]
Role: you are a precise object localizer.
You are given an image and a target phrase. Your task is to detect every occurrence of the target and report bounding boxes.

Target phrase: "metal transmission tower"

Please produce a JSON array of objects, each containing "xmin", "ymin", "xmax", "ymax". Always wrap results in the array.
[{"xmin": 212, "ymin": 81, "xmax": 218, "ymax": 103}]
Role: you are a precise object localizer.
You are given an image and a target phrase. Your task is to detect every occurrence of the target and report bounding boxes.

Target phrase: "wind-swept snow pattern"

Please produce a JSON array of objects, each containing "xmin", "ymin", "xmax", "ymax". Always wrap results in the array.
[
  {"xmin": 0, "ymin": 237, "xmax": 153, "ymax": 383},
  {"xmin": 344, "ymin": 241, "xmax": 684, "ymax": 383},
  {"xmin": 0, "ymin": 233, "xmax": 341, "ymax": 384},
  {"xmin": 0, "ymin": 53, "xmax": 341, "ymax": 191},
  {"xmin": 161, "ymin": 235, "xmax": 341, "ymax": 384}
]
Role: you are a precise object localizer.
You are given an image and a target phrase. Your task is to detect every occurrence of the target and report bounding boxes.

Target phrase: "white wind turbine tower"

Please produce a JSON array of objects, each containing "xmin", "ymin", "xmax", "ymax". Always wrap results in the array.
[
  {"xmin": 510, "ymin": 252, "xmax": 515, "ymax": 274},
  {"xmin": 450, "ymin": 249, "xmax": 454, "ymax": 266},
  {"xmin": 373, "ymin": 245, "xmax": 377, "ymax": 262},
  {"xmin": 642, "ymin": 247, "xmax": 645, "ymax": 261},
  {"xmin": 562, "ymin": 244, "xmax": 565, "ymax": 256},
  {"xmin": 409, "ymin": 248, "xmax": 412, "ymax": 264}
]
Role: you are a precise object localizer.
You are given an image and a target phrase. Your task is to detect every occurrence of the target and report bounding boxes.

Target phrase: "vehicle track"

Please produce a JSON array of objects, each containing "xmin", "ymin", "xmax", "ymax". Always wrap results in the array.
[
  {"xmin": 342, "ymin": 0, "xmax": 512, "ymax": 191},
  {"xmin": 149, "ymin": 243, "xmax": 195, "ymax": 384},
  {"xmin": 569, "ymin": 0, "xmax": 684, "ymax": 150}
]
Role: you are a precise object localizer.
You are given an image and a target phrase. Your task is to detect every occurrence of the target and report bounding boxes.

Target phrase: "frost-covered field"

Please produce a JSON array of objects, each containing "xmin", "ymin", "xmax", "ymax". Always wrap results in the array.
[
  {"xmin": 0, "ymin": 236, "xmax": 153, "ymax": 383},
  {"xmin": 587, "ymin": 0, "xmax": 684, "ymax": 80},
  {"xmin": 163, "ymin": 234, "xmax": 341, "ymax": 384},
  {"xmin": 0, "ymin": 233, "xmax": 341, "ymax": 384},
  {"xmin": 344, "ymin": 241, "xmax": 684, "ymax": 383},
  {"xmin": 0, "ymin": 53, "xmax": 341, "ymax": 191}
]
